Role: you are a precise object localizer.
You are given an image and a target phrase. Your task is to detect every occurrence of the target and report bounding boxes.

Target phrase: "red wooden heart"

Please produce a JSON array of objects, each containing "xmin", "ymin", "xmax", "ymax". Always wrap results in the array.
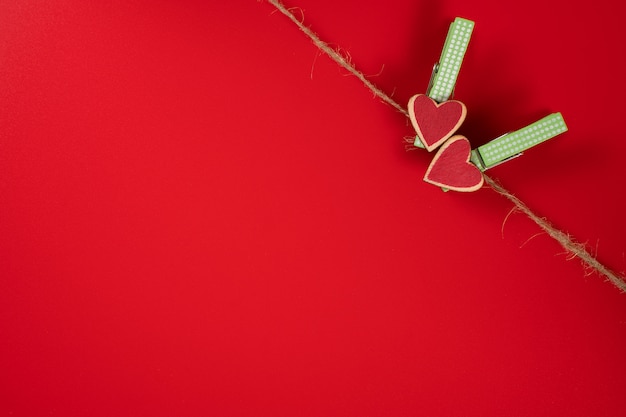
[
  {"xmin": 408, "ymin": 94, "xmax": 467, "ymax": 152},
  {"xmin": 424, "ymin": 135, "xmax": 484, "ymax": 192}
]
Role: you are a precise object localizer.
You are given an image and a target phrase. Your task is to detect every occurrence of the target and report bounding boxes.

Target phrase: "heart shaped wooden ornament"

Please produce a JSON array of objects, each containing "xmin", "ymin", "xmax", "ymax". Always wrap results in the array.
[
  {"xmin": 408, "ymin": 94, "xmax": 467, "ymax": 152},
  {"xmin": 424, "ymin": 135, "xmax": 484, "ymax": 192}
]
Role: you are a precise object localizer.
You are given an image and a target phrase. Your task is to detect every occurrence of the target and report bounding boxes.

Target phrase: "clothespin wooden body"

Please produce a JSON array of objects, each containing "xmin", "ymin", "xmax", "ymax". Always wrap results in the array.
[
  {"xmin": 470, "ymin": 113, "xmax": 568, "ymax": 171},
  {"xmin": 413, "ymin": 17, "xmax": 474, "ymax": 150}
]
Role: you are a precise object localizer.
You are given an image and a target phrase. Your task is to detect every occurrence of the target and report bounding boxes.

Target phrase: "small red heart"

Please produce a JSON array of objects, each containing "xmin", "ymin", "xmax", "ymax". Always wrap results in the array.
[
  {"xmin": 408, "ymin": 94, "xmax": 467, "ymax": 152},
  {"xmin": 424, "ymin": 135, "xmax": 484, "ymax": 192}
]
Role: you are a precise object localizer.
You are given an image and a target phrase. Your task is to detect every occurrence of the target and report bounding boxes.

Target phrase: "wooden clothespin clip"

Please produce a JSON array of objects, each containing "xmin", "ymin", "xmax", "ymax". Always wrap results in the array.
[
  {"xmin": 470, "ymin": 113, "xmax": 568, "ymax": 171},
  {"xmin": 413, "ymin": 18, "xmax": 474, "ymax": 150},
  {"xmin": 427, "ymin": 17, "xmax": 474, "ymax": 103},
  {"xmin": 421, "ymin": 114, "xmax": 568, "ymax": 193}
]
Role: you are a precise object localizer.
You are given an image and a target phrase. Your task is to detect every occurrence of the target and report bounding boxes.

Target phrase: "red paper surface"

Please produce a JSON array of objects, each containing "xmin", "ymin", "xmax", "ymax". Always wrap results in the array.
[{"xmin": 1, "ymin": 1, "xmax": 625, "ymax": 416}]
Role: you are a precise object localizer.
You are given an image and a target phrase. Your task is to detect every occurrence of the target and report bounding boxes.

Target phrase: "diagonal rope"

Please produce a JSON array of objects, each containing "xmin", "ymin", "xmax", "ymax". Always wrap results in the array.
[{"xmin": 267, "ymin": 0, "xmax": 626, "ymax": 293}]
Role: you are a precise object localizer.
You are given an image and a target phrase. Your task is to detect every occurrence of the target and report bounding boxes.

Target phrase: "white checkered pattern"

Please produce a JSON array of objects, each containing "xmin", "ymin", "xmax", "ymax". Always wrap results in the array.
[
  {"xmin": 478, "ymin": 113, "xmax": 568, "ymax": 167},
  {"xmin": 429, "ymin": 18, "xmax": 474, "ymax": 103}
]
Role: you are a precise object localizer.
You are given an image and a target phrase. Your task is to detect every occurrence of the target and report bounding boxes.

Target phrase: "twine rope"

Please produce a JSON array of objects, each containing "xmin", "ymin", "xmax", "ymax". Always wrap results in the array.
[{"xmin": 267, "ymin": 0, "xmax": 626, "ymax": 293}]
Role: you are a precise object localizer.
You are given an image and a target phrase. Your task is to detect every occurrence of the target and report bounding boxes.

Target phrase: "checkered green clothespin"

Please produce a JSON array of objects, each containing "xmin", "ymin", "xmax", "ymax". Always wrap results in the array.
[
  {"xmin": 414, "ymin": 18, "xmax": 474, "ymax": 149},
  {"xmin": 428, "ymin": 18, "xmax": 474, "ymax": 103},
  {"xmin": 470, "ymin": 113, "xmax": 568, "ymax": 171}
]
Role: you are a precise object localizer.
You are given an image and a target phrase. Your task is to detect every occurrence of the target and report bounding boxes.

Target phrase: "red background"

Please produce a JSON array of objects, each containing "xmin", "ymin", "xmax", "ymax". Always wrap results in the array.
[{"xmin": 1, "ymin": 0, "xmax": 625, "ymax": 415}]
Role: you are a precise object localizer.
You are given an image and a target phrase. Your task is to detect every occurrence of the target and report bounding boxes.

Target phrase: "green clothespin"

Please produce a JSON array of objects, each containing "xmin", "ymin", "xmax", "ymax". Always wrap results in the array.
[
  {"xmin": 428, "ymin": 18, "xmax": 474, "ymax": 103},
  {"xmin": 414, "ymin": 17, "xmax": 474, "ymax": 149},
  {"xmin": 470, "ymin": 113, "xmax": 568, "ymax": 171}
]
